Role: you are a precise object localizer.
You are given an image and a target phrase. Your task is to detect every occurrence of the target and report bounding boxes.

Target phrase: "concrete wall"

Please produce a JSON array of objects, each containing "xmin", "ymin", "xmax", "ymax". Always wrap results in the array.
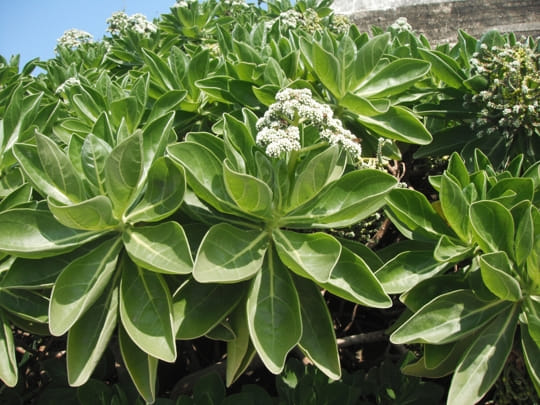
[{"xmin": 332, "ymin": 0, "xmax": 540, "ymax": 44}]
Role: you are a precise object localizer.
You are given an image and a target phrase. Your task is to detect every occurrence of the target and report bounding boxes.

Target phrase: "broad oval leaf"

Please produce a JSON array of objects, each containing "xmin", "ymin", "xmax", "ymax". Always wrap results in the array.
[
  {"xmin": 226, "ymin": 305, "xmax": 256, "ymax": 387},
  {"xmin": 173, "ymin": 280, "xmax": 245, "ymax": 339},
  {"xmin": 118, "ymin": 325, "xmax": 158, "ymax": 404},
  {"xmin": 123, "ymin": 221, "xmax": 193, "ymax": 275},
  {"xmin": 273, "ymin": 229, "xmax": 341, "ymax": 283},
  {"xmin": 119, "ymin": 258, "xmax": 176, "ymax": 362},
  {"xmin": 375, "ymin": 250, "xmax": 451, "ymax": 294},
  {"xmin": 140, "ymin": 112, "xmax": 175, "ymax": 182},
  {"xmin": 0, "ymin": 208, "xmax": 102, "ymax": 258},
  {"xmin": 223, "ymin": 160, "xmax": 273, "ymax": 218},
  {"xmin": 13, "ymin": 143, "xmax": 74, "ymax": 204},
  {"xmin": 48, "ymin": 195, "xmax": 118, "ymax": 231},
  {"xmin": 0, "ymin": 311, "xmax": 17, "ymax": 387},
  {"xmin": 125, "ymin": 157, "xmax": 185, "ymax": 223},
  {"xmin": 193, "ymin": 224, "xmax": 269, "ymax": 283},
  {"xmin": 35, "ymin": 132, "xmax": 86, "ymax": 203},
  {"xmin": 355, "ymin": 58, "xmax": 430, "ymax": 98},
  {"xmin": 521, "ymin": 323, "xmax": 540, "ymax": 395},
  {"xmin": 418, "ymin": 48, "xmax": 466, "ymax": 89},
  {"xmin": 385, "ymin": 188, "xmax": 454, "ymax": 242},
  {"xmin": 0, "ymin": 289, "xmax": 48, "ymax": 323},
  {"xmin": 288, "ymin": 145, "xmax": 345, "ymax": 210},
  {"xmin": 440, "ymin": 174, "xmax": 471, "ymax": 243},
  {"xmin": 470, "ymin": 200, "xmax": 514, "ymax": 254},
  {"xmin": 104, "ymin": 132, "xmax": 143, "ymax": 218},
  {"xmin": 49, "ymin": 237, "xmax": 122, "ymax": 336},
  {"xmin": 167, "ymin": 141, "xmax": 241, "ymax": 215},
  {"xmin": 434, "ymin": 235, "xmax": 475, "ymax": 263},
  {"xmin": 293, "ymin": 275, "xmax": 340, "ymax": 380},
  {"xmin": 81, "ymin": 134, "xmax": 112, "ymax": 194},
  {"xmin": 391, "ymin": 290, "xmax": 511, "ymax": 345},
  {"xmin": 448, "ymin": 305, "xmax": 519, "ymax": 404},
  {"xmin": 322, "ymin": 247, "xmax": 391, "ymax": 308},
  {"xmin": 356, "ymin": 106, "xmax": 432, "ymax": 145},
  {"xmin": 479, "ymin": 252, "xmax": 522, "ymax": 302},
  {"xmin": 246, "ymin": 248, "xmax": 302, "ymax": 374},
  {"xmin": 285, "ymin": 169, "xmax": 397, "ymax": 228},
  {"xmin": 67, "ymin": 285, "xmax": 118, "ymax": 386}
]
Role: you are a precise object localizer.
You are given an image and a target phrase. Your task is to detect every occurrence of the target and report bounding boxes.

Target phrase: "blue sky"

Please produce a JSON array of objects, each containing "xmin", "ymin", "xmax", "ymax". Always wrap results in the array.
[{"xmin": 0, "ymin": 0, "xmax": 177, "ymax": 66}]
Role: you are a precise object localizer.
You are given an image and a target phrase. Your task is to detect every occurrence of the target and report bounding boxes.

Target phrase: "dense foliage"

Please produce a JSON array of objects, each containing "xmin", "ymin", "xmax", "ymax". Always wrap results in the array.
[{"xmin": 0, "ymin": 0, "xmax": 538, "ymax": 403}]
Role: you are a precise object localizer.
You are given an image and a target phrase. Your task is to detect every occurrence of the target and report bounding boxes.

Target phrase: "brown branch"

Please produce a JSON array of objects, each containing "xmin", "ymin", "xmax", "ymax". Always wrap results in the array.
[{"xmin": 336, "ymin": 330, "xmax": 387, "ymax": 347}]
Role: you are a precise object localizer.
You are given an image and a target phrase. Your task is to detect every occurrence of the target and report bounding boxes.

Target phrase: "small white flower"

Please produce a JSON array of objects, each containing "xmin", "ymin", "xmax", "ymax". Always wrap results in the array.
[
  {"xmin": 56, "ymin": 77, "xmax": 81, "ymax": 94},
  {"xmin": 57, "ymin": 29, "xmax": 93, "ymax": 49}
]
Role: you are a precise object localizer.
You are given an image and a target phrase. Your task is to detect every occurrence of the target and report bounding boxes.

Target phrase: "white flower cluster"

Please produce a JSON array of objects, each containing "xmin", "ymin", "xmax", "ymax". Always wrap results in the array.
[
  {"xmin": 56, "ymin": 29, "xmax": 93, "ymax": 49},
  {"xmin": 55, "ymin": 77, "xmax": 81, "ymax": 94},
  {"xmin": 256, "ymin": 88, "xmax": 362, "ymax": 161},
  {"xmin": 106, "ymin": 11, "xmax": 157, "ymax": 37},
  {"xmin": 172, "ymin": 0, "xmax": 197, "ymax": 7},
  {"xmin": 221, "ymin": 0, "xmax": 249, "ymax": 8},
  {"xmin": 466, "ymin": 40, "xmax": 539, "ymax": 142},
  {"xmin": 330, "ymin": 14, "xmax": 351, "ymax": 35},
  {"xmin": 390, "ymin": 17, "xmax": 412, "ymax": 33},
  {"xmin": 270, "ymin": 9, "xmax": 322, "ymax": 33}
]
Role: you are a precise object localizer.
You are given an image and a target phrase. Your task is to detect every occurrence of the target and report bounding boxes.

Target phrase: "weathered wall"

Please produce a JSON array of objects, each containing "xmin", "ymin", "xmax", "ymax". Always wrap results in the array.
[{"xmin": 333, "ymin": 0, "xmax": 540, "ymax": 44}]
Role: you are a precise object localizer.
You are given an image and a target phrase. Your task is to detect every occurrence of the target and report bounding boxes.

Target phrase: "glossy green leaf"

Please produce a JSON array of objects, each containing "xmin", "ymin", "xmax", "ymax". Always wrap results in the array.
[
  {"xmin": 173, "ymin": 280, "xmax": 244, "ymax": 339},
  {"xmin": 418, "ymin": 48, "xmax": 465, "ymax": 89},
  {"xmin": 0, "ymin": 183, "xmax": 32, "ymax": 211},
  {"xmin": 13, "ymin": 143, "xmax": 75, "ymax": 204},
  {"xmin": 521, "ymin": 323, "xmax": 540, "ymax": 395},
  {"xmin": 312, "ymin": 41, "xmax": 342, "ymax": 98},
  {"xmin": 118, "ymin": 325, "xmax": 158, "ymax": 404},
  {"xmin": 273, "ymin": 229, "xmax": 341, "ymax": 283},
  {"xmin": 353, "ymin": 33, "xmax": 390, "ymax": 85},
  {"xmin": 223, "ymin": 160, "xmax": 273, "ymax": 218},
  {"xmin": 446, "ymin": 152, "xmax": 470, "ymax": 187},
  {"xmin": 125, "ymin": 157, "xmax": 185, "ymax": 223},
  {"xmin": 385, "ymin": 188, "xmax": 454, "ymax": 241},
  {"xmin": 35, "ymin": 132, "xmax": 86, "ymax": 202},
  {"xmin": 289, "ymin": 145, "xmax": 345, "ymax": 209},
  {"xmin": 246, "ymin": 247, "xmax": 302, "ymax": 374},
  {"xmin": 147, "ymin": 90, "xmax": 187, "ymax": 123},
  {"xmin": 81, "ymin": 133, "xmax": 112, "ymax": 194},
  {"xmin": 167, "ymin": 141, "xmax": 240, "ymax": 215},
  {"xmin": 322, "ymin": 247, "xmax": 391, "ymax": 308},
  {"xmin": 49, "ymin": 238, "xmax": 122, "ymax": 336},
  {"xmin": 111, "ymin": 96, "xmax": 142, "ymax": 133},
  {"xmin": 375, "ymin": 250, "xmax": 451, "ymax": 294},
  {"xmin": 356, "ymin": 106, "xmax": 432, "ymax": 145},
  {"xmin": 479, "ymin": 252, "xmax": 522, "ymax": 301},
  {"xmin": 293, "ymin": 275, "xmax": 340, "ymax": 380},
  {"xmin": 67, "ymin": 285, "xmax": 118, "ymax": 386},
  {"xmin": 104, "ymin": 133, "xmax": 142, "ymax": 217},
  {"xmin": 448, "ymin": 305, "xmax": 519, "ymax": 404},
  {"xmin": 340, "ymin": 93, "xmax": 390, "ymax": 117},
  {"xmin": 0, "ymin": 310, "xmax": 17, "ymax": 387},
  {"xmin": 470, "ymin": 200, "xmax": 514, "ymax": 254},
  {"xmin": 285, "ymin": 169, "xmax": 397, "ymax": 228},
  {"xmin": 226, "ymin": 305, "xmax": 256, "ymax": 387},
  {"xmin": 193, "ymin": 224, "xmax": 269, "ymax": 283},
  {"xmin": 440, "ymin": 174, "xmax": 470, "ymax": 242},
  {"xmin": 1, "ymin": 255, "xmax": 68, "ymax": 289},
  {"xmin": 513, "ymin": 202, "xmax": 534, "ymax": 266},
  {"xmin": 124, "ymin": 222, "xmax": 192, "ymax": 275},
  {"xmin": 141, "ymin": 112, "xmax": 176, "ymax": 181},
  {"xmin": 391, "ymin": 290, "xmax": 511, "ymax": 344},
  {"xmin": 355, "ymin": 59, "xmax": 430, "ymax": 98},
  {"xmin": 402, "ymin": 339, "xmax": 470, "ymax": 378},
  {"xmin": 434, "ymin": 235, "xmax": 474, "ymax": 262},
  {"xmin": 0, "ymin": 208, "xmax": 102, "ymax": 258},
  {"xmin": 119, "ymin": 258, "xmax": 176, "ymax": 362},
  {"xmin": 48, "ymin": 196, "xmax": 118, "ymax": 231},
  {"xmin": 0, "ymin": 289, "xmax": 48, "ymax": 323},
  {"xmin": 223, "ymin": 113, "xmax": 256, "ymax": 163}
]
